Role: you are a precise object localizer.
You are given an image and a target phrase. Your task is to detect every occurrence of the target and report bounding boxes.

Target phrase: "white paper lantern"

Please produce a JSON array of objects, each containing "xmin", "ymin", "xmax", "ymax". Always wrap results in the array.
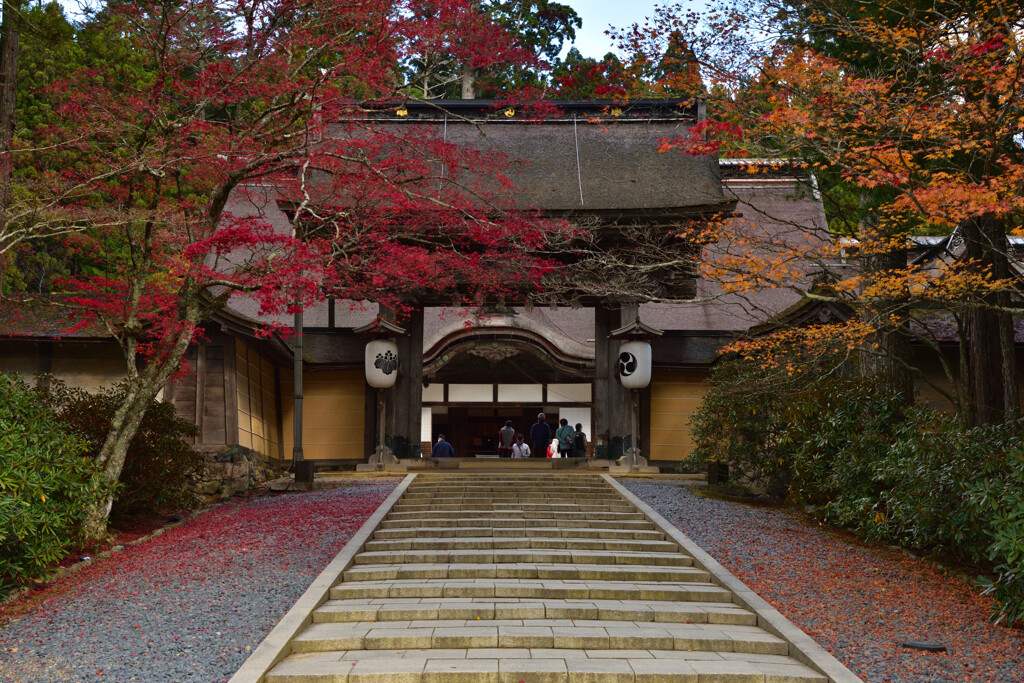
[
  {"xmin": 365, "ymin": 339, "xmax": 399, "ymax": 389},
  {"xmin": 617, "ymin": 340, "xmax": 652, "ymax": 389}
]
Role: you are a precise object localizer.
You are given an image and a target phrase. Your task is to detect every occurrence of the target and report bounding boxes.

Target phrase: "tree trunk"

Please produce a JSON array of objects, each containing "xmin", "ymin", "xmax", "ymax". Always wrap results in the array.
[
  {"xmin": 956, "ymin": 312, "xmax": 971, "ymax": 421},
  {"xmin": 999, "ymin": 311, "xmax": 1015, "ymax": 419},
  {"xmin": 461, "ymin": 0, "xmax": 479, "ymax": 99},
  {"xmin": 858, "ymin": 219, "xmax": 913, "ymax": 404},
  {"xmin": 0, "ymin": 1, "xmax": 21, "ymax": 238},
  {"xmin": 963, "ymin": 216, "xmax": 1013, "ymax": 425},
  {"xmin": 80, "ymin": 382, "xmax": 161, "ymax": 541},
  {"xmin": 80, "ymin": 317, "xmax": 199, "ymax": 541},
  {"xmin": 967, "ymin": 305, "xmax": 1004, "ymax": 425},
  {"xmin": 461, "ymin": 64, "xmax": 476, "ymax": 99}
]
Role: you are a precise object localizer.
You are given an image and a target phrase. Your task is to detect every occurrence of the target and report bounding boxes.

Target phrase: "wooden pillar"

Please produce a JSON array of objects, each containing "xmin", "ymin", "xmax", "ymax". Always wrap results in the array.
[
  {"xmin": 224, "ymin": 337, "xmax": 238, "ymax": 447},
  {"xmin": 363, "ymin": 381, "xmax": 378, "ymax": 459},
  {"xmin": 594, "ymin": 304, "xmax": 631, "ymax": 456},
  {"xmin": 195, "ymin": 342, "xmax": 207, "ymax": 441},
  {"xmin": 37, "ymin": 341, "xmax": 53, "ymax": 388},
  {"xmin": 389, "ymin": 308, "xmax": 424, "ymax": 457},
  {"xmin": 640, "ymin": 384, "xmax": 652, "ymax": 463}
]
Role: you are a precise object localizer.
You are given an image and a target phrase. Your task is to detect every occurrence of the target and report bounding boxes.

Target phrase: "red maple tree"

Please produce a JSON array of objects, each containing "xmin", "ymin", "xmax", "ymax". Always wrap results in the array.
[{"xmin": 25, "ymin": 0, "xmax": 563, "ymax": 538}]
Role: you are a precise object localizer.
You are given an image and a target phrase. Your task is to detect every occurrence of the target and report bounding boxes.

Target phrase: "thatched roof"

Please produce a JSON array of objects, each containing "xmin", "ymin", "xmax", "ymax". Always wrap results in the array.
[
  {"xmin": 339, "ymin": 100, "xmax": 730, "ymax": 216},
  {"xmin": 0, "ymin": 296, "xmax": 107, "ymax": 339}
]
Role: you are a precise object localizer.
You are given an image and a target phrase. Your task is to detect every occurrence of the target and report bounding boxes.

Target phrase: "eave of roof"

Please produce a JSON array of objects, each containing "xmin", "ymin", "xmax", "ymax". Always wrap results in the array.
[{"xmin": 377, "ymin": 99, "xmax": 700, "ymax": 122}]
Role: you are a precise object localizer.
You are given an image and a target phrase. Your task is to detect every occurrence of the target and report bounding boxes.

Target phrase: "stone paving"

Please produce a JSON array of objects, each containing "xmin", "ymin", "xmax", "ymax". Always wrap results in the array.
[{"xmin": 250, "ymin": 474, "xmax": 851, "ymax": 682}]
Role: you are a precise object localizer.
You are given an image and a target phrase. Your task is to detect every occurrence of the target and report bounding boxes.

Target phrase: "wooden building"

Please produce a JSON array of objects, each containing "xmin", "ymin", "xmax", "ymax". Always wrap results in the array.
[{"xmin": 0, "ymin": 101, "xmax": 834, "ymax": 469}]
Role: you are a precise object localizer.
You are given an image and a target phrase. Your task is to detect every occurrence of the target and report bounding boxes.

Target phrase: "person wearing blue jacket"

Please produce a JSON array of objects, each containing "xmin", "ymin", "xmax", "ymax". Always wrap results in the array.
[
  {"xmin": 529, "ymin": 413, "xmax": 551, "ymax": 459},
  {"xmin": 555, "ymin": 418, "xmax": 574, "ymax": 457},
  {"xmin": 431, "ymin": 433, "xmax": 454, "ymax": 458}
]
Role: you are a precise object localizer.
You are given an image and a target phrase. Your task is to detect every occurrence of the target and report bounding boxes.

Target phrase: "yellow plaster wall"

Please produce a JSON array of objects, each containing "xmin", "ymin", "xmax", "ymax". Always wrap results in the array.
[
  {"xmin": 649, "ymin": 370, "xmax": 710, "ymax": 461},
  {"xmin": 281, "ymin": 369, "xmax": 365, "ymax": 460},
  {"xmin": 0, "ymin": 341, "xmax": 125, "ymax": 392}
]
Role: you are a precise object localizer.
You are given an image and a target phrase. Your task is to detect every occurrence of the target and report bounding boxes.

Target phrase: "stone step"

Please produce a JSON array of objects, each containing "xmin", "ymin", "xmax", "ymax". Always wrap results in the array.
[
  {"xmin": 403, "ymin": 489, "xmax": 614, "ymax": 499},
  {"xmin": 399, "ymin": 495, "xmax": 624, "ymax": 504},
  {"xmin": 351, "ymin": 549, "xmax": 692, "ymax": 568},
  {"xmin": 407, "ymin": 486, "xmax": 610, "ymax": 492},
  {"xmin": 408, "ymin": 483, "xmax": 609, "ymax": 488},
  {"xmin": 413, "ymin": 475, "xmax": 604, "ymax": 479},
  {"xmin": 392, "ymin": 502, "xmax": 634, "ymax": 513},
  {"xmin": 372, "ymin": 526, "xmax": 666, "ymax": 541},
  {"xmin": 363, "ymin": 536, "xmax": 679, "ymax": 553},
  {"xmin": 379, "ymin": 517, "xmax": 656, "ymax": 530},
  {"xmin": 266, "ymin": 651, "xmax": 827, "ymax": 683},
  {"xmin": 407, "ymin": 481, "xmax": 610, "ymax": 487},
  {"xmin": 313, "ymin": 598, "xmax": 757, "ymax": 626},
  {"xmin": 403, "ymin": 485, "xmax": 614, "ymax": 491},
  {"xmin": 342, "ymin": 563, "xmax": 709, "ymax": 583},
  {"xmin": 329, "ymin": 579, "xmax": 735, "ymax": 603},
  {"xmin": 289, "ymin": 620, "xmax": 790, "ymax": 655},
  {"xmin": 385, "ymin": 510, "xmax": 645, "ymax": 522},
  {"xmin": 405, "ymin": 485, "xmax": 614, "ymax": 491},
  {"xmin": 406, "ymin": 481, "xmax": 612, "ymax": 487},
  {"xmin": 412, "ymin": 475, "xmax": 604, "ymax": 479},
  {"xmin": 400, "ymin": 490, "xmax": 619, "ymax": 496},
  {"xmin": 241, "ymin": 474, "xmax": 847, "ymax": 683}
]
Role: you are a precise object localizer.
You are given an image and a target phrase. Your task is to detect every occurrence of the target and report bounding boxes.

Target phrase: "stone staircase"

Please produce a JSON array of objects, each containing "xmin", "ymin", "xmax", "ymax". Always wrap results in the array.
[{"xmin": 262, "ymin": 475, "xmax": 835, "ymax": 682}]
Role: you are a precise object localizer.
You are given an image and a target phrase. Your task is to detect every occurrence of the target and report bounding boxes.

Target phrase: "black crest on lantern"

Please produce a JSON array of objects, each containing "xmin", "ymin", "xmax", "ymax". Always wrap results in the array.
[
  {"xmin": 618, "ymin": 351, "xmax": 638, "ymax": 377},
  {"xmin": 375, "ymin": 350, "xmax": 398, "ymax": 375}
]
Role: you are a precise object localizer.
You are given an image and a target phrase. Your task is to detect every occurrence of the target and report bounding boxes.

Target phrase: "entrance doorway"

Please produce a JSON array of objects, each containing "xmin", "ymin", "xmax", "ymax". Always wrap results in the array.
[{"xmin": 421, "ymin": 383, "xmax": 592, "ymax": 458}]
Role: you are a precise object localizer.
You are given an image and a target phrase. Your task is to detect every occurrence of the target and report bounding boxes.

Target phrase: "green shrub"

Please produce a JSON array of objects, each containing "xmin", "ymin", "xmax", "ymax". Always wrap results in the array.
[
  {"xmin": 961, "ymin": 433, "xmax": 1024, "ymax": 626},
  {"xmin": 689, "ymin": 351, "xmax": 860, "ymax": 499},
  {"xmin": 0, "ymin": 374, "xmax": 110, "ymax": 588},
  {"xmin": 690, "ymin": 354, "xmax": 1024, "ymax": 626},
  {"xmin": 37, "ymin": 379, "xmax": 204, "ymax": 519}
]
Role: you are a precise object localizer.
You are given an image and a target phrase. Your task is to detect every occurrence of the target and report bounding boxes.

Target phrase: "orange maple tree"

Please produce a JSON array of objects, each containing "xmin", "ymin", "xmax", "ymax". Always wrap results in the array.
[{"xmin": 608, "ymin": 0, "xmax": 1024, "ymax": 425}]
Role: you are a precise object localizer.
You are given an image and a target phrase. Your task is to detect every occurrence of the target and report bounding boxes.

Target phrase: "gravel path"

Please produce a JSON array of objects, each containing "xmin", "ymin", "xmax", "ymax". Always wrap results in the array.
[
  {"xmin": 622, "ymin": 480, "xmax": 1024, "ymax": 683},
  {"xmin": 0, "ymin": 482, "xmax": 396, "ymax": 683}
]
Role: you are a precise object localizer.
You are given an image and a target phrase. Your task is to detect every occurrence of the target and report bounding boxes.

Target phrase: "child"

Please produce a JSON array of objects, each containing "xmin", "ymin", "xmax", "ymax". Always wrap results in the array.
[{"xmin": 511, "ymin": 433, "xmax": 531, "ymax": 459}]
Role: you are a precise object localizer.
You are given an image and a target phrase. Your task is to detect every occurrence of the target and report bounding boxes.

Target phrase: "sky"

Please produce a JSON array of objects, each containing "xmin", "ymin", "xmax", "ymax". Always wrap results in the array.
[
  {"xmin": 56, "ymin": 0, "xmax": 698, "ymax": 60},
  {"xmin": 560, "ymin": 0, "xmax": 665, "ymax": 58}
]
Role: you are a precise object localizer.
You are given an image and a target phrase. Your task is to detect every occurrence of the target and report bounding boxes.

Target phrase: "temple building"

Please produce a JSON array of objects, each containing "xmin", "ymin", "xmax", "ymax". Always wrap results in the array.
[{"xmin": 0, "ymin": 101, "xmax": 827, "ymax": 471}]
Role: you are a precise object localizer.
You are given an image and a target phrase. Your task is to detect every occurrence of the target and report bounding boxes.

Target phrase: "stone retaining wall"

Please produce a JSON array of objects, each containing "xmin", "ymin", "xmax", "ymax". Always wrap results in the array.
[{"xmin": 198, "ymin": 445, "xmax": 284, "ymax": 499}]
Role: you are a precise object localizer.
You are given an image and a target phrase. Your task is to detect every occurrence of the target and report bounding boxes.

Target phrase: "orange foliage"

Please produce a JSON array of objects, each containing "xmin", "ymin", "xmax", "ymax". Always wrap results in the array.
[{"xmin": 619, "ymin": 0, "xmax": 1024, "ymax": 374}]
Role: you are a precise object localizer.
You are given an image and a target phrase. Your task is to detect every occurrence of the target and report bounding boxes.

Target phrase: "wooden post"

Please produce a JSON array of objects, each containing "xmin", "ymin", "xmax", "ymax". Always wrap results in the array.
[
  {"xmin": 293, "ymin": 307, "xmax": 315, "ymax": 484},
  {"xmin": 376, "ymin": 389, "xmax": 387, "ymax": 459},
  {"xmin": 390, "ymin": 307, "xmax": 424, "ymax": 457},
  {"xmin": 224, "ymin": 337, "xmax": 239, "ymax": 448},
  {"xmin": 594, "ymin": 304, "xmax": 631, "ymax": 456},
  {"xmin": 195, "ymin": 343, "xmax": 207, "ymax": 441},
  {"xmin": 293, "ymin": 308, "xmax": 304, "ymax": 463}
]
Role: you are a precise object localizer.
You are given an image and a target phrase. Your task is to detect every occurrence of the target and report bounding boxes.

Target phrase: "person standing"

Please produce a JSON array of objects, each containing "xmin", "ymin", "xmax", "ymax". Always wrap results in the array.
[
  {"xmin": 572, "ymin": 423, "xmax": 588, "ymax": 459},
  {"xmin": 511, "ymin": 433, "xmax": 531, "ymax": 458},
  {"xmin": 555, "ymin": 418, "xmax": 574, "ymax": 458},
  {"xmin": 431, "ymin": 433, "xmax": 454, "ymax": 458},
  {"xmin": 529, "ymin": 412, "xmax": 551, "ymax": 460},
  {"xmin": 497, "ymin": 420, "xmax": 516, "ymax": 458}
]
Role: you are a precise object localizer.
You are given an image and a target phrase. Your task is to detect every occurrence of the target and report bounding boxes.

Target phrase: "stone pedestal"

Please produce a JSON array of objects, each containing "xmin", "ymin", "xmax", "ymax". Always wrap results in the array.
[
  {"xmin": 365, "ymin": 446, "xmax": 399, "ymax": 468},
  {"xmin": 610, "ymin": 451, "xmax": 658, "ymax": 474}
]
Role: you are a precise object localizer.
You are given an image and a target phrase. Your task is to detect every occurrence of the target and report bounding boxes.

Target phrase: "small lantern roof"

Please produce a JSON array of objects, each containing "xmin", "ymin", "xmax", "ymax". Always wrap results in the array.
[
  {"xmin": 609, "ymin": 320, "xmax": 664, "ymax": 340},
  {"xmin": 354, "ymin": 318, "xmax": 408, "ymax": 338}
]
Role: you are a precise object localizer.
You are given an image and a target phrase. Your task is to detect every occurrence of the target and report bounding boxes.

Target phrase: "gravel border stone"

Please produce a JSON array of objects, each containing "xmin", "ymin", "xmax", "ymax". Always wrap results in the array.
[
  {"xmin": 0, "ymin": 482, "xmax": 397, "ymax": 683},
  {"xmin": 621, "ymin": 479, "xmax": 1024, "ymax": 683}
]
